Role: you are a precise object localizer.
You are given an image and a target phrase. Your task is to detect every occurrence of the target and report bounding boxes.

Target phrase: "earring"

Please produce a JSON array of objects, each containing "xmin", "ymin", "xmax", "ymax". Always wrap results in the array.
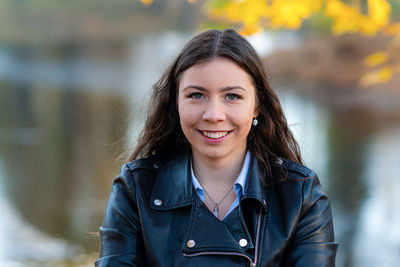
[{"xmin": 252, "ymin": 118, "xmax": 258, "ymax": 126}]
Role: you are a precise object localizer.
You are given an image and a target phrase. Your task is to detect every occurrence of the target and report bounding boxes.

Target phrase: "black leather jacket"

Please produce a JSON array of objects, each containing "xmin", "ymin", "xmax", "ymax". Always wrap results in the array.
[{"xmin": 96, "ymin": 151, "xmax": 338, "ymax": 266}]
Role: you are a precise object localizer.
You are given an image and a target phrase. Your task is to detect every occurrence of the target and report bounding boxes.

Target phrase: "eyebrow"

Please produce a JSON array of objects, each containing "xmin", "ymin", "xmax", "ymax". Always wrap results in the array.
[{"xmin": 182, "ymin": 85, "xmax": 247, "ymax": 92}]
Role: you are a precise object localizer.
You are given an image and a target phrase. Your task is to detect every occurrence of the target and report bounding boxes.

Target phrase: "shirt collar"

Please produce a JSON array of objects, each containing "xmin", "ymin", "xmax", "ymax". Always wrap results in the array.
[
  {"xmin": 149, "ymin": 149, "xmax": 270, "ymax": 212},
  {"xmin": 191, "ymin": 151, "xmax": 251, "ymax": 198}
]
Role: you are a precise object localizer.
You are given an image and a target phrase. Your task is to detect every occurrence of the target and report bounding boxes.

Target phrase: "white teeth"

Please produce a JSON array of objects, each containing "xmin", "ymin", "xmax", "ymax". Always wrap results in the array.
[{"xmin": 202, "ymin": 131, "xmax": 229, "ymax": 139}]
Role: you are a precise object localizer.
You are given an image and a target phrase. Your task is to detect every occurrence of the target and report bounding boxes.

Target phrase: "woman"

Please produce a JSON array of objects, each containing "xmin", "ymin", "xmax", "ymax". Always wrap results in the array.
[{"xmin": 96, "ymin": 29, "xmax": 338, "ymax": 266}]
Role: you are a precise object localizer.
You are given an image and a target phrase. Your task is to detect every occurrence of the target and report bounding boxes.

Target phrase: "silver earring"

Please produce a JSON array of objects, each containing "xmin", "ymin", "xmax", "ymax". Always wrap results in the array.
[{"xmin": 252, "ymin": 118, "xmax": 258, "ymax": 126}]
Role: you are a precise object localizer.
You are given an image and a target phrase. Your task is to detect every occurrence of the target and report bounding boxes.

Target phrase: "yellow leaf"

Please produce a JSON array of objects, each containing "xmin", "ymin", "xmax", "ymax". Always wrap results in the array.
[
  {"xmin": 368, "ymin": 0, "xmax": 391, "ymax": 26},
  {"xmin": 365, "ymin": 52, "xmax": 388, "ymax": 67},
  {"xmin": 141, "ymin": 0, "xmax": 153, "ymax": 6},
  {"xmin": 267, "ymin": 0, "xmax": 321, "ymax": 29},
  {"xmin": 239, "ymin": 25, "xmax": 263, "ymax": 35},
  {"xmin": 325, "ymin": 0, "xmax": 364, "ymax": 34},
  {"xmin": 359, "ymin": 66, "xmax": 393, "ymax": 87},
  {"xmin": 378, "ymin": 67, "xmax": 393, "ymax": 82},
  {"xmin": 212, "ymin": 0, "xmax": 269, "ymax": 35},
  {"xmin": 384, "ymin": 22, "xmax": 400, "ymax": 35},
  {"xmin": 324, "ymin": 0, "xmax": 391, "ymax": 35}
]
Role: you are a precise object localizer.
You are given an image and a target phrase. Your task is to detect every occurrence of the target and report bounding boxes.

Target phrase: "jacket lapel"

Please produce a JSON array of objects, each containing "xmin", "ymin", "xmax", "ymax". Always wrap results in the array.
[
  {"xmin": 242, "ymin": 156, "xmax": 269, "ymax": 212},
  {"xmin": 148, "ymin": 150, "xmax": 272, "ymax": 256},
  {"xmin": 149, "ymin": 151, "xmax": 194, "ymax": 210},
  {"xmin": 182, "ymin": 199, "xmax": 255, "ymax": 254},
  {"xmin": 149, "ymin": 151, "xmax": 271, "ymax": 212}
]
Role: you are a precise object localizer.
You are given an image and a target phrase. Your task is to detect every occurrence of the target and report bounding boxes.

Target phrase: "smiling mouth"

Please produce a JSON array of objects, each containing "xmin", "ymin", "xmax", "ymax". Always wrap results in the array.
[{"xmin": 200, "ymin": 130, "xmax": 231, "ymax": 139}]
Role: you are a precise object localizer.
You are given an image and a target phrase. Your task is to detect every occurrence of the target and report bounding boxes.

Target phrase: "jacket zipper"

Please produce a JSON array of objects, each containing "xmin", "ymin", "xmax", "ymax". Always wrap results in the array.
[
  {"xmin": 183, "ymin": 251, "xmax": 255, "ymax": 265},
  {"xmin": 183, "ymin": 207, "xmax": 264, "ymax": 267},
  {"xmin": 253, "ymin": 207, "xmax": 263, "ymax": 267}
]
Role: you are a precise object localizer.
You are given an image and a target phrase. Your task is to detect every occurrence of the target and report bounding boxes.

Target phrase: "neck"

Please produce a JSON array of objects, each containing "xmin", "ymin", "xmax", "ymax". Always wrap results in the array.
[{"xmin": 192, "ymin": 149, "xmax": 247, "ymax": 190}]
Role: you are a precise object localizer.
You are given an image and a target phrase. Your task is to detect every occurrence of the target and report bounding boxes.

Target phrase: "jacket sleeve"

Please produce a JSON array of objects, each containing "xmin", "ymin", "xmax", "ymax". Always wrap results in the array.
[
  {"xmin": 95, "ymin": 164, "xmax": 145, "ymax": 267},
  {"xmin": 283, "ymin": 175, "xmax": 338, "ymax": 267}
]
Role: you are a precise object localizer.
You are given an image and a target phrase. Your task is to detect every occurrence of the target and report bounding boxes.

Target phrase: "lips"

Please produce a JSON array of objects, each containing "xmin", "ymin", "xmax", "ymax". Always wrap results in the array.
[
  {"xmin": 201, "ymin": 131, "xmax": 229, "ymax": 139},
  {"xmin": 198, "ymin": 130, "xmax": 234, "ymax": 142}
]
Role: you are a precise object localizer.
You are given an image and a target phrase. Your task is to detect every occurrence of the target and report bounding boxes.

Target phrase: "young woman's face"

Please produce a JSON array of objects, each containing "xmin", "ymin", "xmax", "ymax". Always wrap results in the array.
[{"xmin": 178, "ymin": 57, "xmax": 258, "ymax": 163}]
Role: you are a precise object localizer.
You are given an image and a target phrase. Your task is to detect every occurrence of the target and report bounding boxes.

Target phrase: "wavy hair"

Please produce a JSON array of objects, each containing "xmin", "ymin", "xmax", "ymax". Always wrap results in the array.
[{"xmin": 128, "ymin": 29, "xmax": 302, "ymax": 185}]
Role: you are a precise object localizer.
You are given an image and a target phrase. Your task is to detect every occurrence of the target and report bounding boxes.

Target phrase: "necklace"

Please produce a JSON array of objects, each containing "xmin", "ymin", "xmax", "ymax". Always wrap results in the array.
[{"xmin": 202, "ymin": 185, "xmax": 234, "ymax": 218}]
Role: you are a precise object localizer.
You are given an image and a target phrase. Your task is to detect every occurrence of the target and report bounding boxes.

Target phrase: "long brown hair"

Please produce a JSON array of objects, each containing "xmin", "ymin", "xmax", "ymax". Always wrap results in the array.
[{"xmin": 128, "ymin": 29, "xmax": 302, "ymax": 185}]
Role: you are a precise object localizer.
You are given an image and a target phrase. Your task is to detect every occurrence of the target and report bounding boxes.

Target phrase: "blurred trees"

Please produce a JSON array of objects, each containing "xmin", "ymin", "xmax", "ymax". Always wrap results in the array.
[
  {"xmin": 205, "ymin": 0, "xmax": 396, "ymax": 35},
  {"xmin": 0, "ymin": 0, "xmax": 199, "ymax": 44},
  {"xmin": 203, "ymin": 0, "xmax": 400, "ymax": 87},
  {"xmin": 140, "ymin": 0, "xmax": 399, "ymax": 87}
]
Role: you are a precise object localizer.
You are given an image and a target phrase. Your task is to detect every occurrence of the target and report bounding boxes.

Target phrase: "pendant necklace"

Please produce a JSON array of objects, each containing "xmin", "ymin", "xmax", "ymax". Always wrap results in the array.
[{"xmin": 202, "ymin": 185, "xmax": 234, "ymax": 218}]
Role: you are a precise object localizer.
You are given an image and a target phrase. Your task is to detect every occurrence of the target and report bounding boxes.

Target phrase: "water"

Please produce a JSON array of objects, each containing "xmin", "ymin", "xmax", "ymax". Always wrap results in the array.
[
  {"xmin": 0, "ymin": 32, "xmax": 399, "ymax": 266},
  {"xmin": 281, "ymin": 90, "xmax": 400, "ymax": 266}
]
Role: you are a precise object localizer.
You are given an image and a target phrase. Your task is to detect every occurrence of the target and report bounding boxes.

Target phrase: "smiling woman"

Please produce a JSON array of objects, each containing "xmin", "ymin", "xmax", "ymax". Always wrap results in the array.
[
  {"xmin": 96, "ymin": 29, "xmax": 338, "ymax": 266},
  {"xmin": 178, "ymin": 58, "xmax": 258, "ymax": 169}
]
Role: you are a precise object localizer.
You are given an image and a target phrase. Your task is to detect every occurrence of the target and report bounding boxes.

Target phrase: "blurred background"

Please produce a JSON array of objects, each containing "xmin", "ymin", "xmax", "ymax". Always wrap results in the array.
[{"xmin": 0, "ymin": 0, "xmax": 399, "ymax": 266}]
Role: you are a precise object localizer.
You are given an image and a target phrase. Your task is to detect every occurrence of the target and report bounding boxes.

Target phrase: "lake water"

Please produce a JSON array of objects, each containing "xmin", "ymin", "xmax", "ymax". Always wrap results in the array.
[{"xmin": 0, "ymin": 32, "xmax": 399, "ymax": 266}]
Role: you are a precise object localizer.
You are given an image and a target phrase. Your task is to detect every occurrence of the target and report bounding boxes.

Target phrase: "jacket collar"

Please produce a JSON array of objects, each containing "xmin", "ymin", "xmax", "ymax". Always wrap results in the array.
[
  {"xmin": 150, "ymin": 150, "xmax": 269, "ymax": 211},
  {"xmin": 243, "ymin": 155, "xmax": 269, "ymax": 211}
]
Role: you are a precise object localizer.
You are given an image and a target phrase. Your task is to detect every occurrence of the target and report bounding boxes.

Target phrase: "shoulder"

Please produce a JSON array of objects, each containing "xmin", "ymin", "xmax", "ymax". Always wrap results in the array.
[
  {"xmin": 278, "ymin": 158, "xmax": 329, "ymax": 209},
  {"xmin": 125, "ymin": 155, "xmax": 162, "ymax": 174},
  {"xmin": 272, "ymin": 158, "xmax": 326, "ymax": 204},
  {"xmin": 279, "ymin": 158, "xmax": 316, "ymax": 181},
  {"xmin": 113, "ymin": 155, "xmax": 162, "ymax": 193}
]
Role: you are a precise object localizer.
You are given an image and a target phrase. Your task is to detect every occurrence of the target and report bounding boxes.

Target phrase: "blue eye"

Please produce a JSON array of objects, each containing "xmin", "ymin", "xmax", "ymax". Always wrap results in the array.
[
  {"xmin": 190, "ymin": 93, "xmax": 203, "ymax": 99},
  {"xmin": 226, "ymin": 94, "xmax": 240, "ymax": 100}
]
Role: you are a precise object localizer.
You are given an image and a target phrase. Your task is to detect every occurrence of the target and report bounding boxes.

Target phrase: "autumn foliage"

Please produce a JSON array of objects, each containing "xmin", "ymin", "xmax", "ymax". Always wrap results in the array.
[
  {"xmin": 204, "ymin": 0, "xmax": 399, "ymax": 87},
  {"xmin": 141, "ymin": 0, "xmax": 400, "ymax": 87}
]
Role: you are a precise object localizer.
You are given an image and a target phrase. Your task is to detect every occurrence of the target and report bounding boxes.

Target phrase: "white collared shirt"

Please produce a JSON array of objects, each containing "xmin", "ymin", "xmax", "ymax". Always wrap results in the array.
[{"xmin": 191, "ymin": 151, "xmax": 251, "ymax": 219}]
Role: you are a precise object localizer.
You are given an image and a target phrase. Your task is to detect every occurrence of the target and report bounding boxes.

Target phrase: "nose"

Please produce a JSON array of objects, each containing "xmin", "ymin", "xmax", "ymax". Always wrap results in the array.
[{"xmin": 202, "ymin": 99, "xmax": 225, "ymax": 122}]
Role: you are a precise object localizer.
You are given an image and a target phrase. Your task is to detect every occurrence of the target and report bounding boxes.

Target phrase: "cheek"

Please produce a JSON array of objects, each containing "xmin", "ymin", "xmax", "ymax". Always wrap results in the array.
[
  {"xmin": 240, "ymin": 118, "xmax": 253, "ymax": 134},
  {"xmin": 230, "ymin": 112, "xmax": 254, "ymax": 137},
  {"xmin": 232, "ymin": 106, "xmax": 255, "ymax": 124},
  {"xmin": 178, "ymin": 104, "xmax": 198, "ymax": 128}
]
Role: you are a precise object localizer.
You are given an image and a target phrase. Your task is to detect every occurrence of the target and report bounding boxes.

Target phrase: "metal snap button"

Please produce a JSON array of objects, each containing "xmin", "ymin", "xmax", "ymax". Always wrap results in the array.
[
  {"xmin": 153, "ymin": 161, "xmax": 161, "ymax": 169},
  {"xmin": 154, "ymin": 199, "xmax": 162, "ymax": 206},
  {"xmin": 187, "ymin": 240, "xmax": 195, "ymax": 248},
  {"xmin": 239, "ymin": 238, "xmax": 248, "ymax": 247}
]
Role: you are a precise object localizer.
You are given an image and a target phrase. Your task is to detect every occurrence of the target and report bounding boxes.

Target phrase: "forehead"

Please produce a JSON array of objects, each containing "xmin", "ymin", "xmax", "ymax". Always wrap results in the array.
[{"xmin": 179, "ymin": 57, "xmax": 254, "ymax": 89}]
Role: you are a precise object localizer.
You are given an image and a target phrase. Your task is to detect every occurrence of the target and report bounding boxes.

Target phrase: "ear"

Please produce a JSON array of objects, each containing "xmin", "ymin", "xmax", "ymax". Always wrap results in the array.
[
  {"xmin": 253, "ymin": 89, "xmax": 260, "ymax": 118},
  {"xmin": 253, "ymin": 106, "xmax": 259, "ymax": 118}
]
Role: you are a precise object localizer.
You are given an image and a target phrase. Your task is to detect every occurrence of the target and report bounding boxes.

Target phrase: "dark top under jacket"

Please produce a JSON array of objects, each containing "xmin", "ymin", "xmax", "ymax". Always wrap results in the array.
[{"xmin": 96, "ymin": 151, "xmax": 338, "ymax": 266}]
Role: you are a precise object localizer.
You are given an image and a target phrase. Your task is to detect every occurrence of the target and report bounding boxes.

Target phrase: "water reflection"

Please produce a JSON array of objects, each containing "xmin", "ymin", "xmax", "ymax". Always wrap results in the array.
[
  {"xmin": 325, "ymin": 110, "xmax": 372, "ymax": 267},
  {"xmin": 0, "ymin": 156, "xmax": 79, "ymax": 265},
  {"xmin": 0, "ymin": 32, "xmax": 399, "ymax": 266},
  {"xmin": 352, "ymin": 126, "xmax": 400, "ymax": 266},
  {"xmin": 0, "ymin": 81, "xmax": 130, "ymax": 263}
]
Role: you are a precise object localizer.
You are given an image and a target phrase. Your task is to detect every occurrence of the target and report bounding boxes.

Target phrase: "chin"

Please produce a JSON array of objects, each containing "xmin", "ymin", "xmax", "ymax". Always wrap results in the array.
[{"xmin": 195, "ymin": 147, "xmax": 230, "ymax": 161}]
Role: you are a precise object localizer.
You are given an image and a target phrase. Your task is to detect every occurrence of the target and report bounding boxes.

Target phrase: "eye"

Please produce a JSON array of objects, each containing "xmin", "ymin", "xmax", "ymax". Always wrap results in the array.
[
  {"xmin": 225, "ymin": 93, "xmax": 241, "ymax": 101},
  {"xmin": 188, "ymin": 92, "xmax": 204, "ymax": 99}
]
